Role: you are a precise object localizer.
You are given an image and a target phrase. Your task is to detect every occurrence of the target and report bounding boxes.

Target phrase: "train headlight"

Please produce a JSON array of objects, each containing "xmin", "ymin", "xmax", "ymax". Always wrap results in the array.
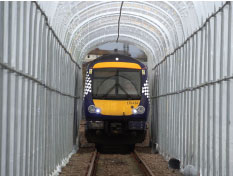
[
  {"xmin": 132, "ymin": 109, "xmax": 137, "ymax": 114},
  {"xmin": 95, "ymin": 108, "xmax": 101, "ymax": 114},
  {"xmin": 137, "ymin": 106, "xmax": 145, "ymax": 114},
  {"xmin": 132, "ymin": 106, "xmax": 145, "ymax": 114},
  {"xmin": 88, "ymin": 105, "xmax": 101, "ymax": 114},
  {"xmin": 88, "ymin": 105, "xmax": 96, "ymax": 113}
]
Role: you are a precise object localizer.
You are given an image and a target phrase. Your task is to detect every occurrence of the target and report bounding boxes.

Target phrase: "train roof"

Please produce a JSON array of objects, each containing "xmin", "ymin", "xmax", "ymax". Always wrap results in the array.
[{"xmin": 87, "ymin": 54, "xmax": 146, "ymax": 69}]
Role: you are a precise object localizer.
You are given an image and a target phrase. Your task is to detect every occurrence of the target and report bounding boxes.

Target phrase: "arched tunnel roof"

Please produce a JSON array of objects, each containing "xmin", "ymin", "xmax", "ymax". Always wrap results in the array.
[{"xmin": 38, "ymin": 1, "xmax": 225, "ymax": 66}]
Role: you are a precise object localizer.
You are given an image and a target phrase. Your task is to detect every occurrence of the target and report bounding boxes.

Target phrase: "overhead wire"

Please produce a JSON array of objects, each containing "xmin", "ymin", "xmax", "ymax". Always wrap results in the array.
[{"xmin": 116, "ymin": 1, "xmax": 124, "ymax": 43}]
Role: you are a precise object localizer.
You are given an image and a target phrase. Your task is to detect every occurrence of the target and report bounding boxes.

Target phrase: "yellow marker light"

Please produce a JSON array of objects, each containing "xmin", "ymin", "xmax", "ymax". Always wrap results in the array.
[{"xmin": 142, "ymin": 70, "xmax": 145, "ymax": 75}]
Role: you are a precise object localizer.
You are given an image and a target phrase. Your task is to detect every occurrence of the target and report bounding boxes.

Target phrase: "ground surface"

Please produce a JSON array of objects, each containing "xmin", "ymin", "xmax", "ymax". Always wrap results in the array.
[
  {"xmin": 136, "ymin": 147, "xmax": 183, "ymax": 176},
  {"xmin": 96, "ymin": 154, "xmax": 144, "ymax": 176},
  {"xmin": 59, "ymin": 148, "xmax": 95, "ymax": 176},
  {"xmin": 59, "ymin": 121, "xmax": 183, "ymax": 176}
]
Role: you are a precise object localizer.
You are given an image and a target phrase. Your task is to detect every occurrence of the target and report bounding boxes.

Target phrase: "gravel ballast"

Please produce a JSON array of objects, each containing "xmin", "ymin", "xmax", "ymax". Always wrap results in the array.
[
  {"xmin": 136, "ymin": 147, "xmax": 183, "ymax": 176},
  {"xmin": 60, "ymin": 121, "xmax": 183, "ymax": 176},
  {"xmin": 59, "ymin": 148, "xmax": 95, "ymax": 176}
]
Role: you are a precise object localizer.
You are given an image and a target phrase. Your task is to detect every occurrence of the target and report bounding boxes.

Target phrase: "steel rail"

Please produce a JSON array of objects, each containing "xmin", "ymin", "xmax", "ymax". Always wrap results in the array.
[
  {"xmin": 0, "ymin": 61, "xmax": 80, "ymax": 99},
  {"xmin": 132, "ymin": 151, "xmax": 155, "ymax": 176},
  {"xmin": 86, "ymin": 150, "xmax": 99, "ymax": 176},
  {"xmin": 86, "ymin": 150, "xmax": 154, "ymax": 176}
]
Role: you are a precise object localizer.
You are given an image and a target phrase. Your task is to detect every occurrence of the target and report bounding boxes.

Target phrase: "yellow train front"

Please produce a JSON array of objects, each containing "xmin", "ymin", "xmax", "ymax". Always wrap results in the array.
[{"xmin": 83, "ymin": 54, "xmax": 149, "ymax": 148}]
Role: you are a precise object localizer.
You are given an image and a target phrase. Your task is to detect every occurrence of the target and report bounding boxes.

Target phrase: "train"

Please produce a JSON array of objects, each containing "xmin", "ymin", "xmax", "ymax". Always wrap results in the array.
[{"xmin": 83, "ymin": 54, "xmax": 149, "ymax": 151}]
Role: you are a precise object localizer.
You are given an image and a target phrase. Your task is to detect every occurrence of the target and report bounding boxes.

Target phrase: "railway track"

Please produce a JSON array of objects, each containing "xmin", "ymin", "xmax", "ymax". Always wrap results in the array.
[{"xmin": 86, "ymin": 150, "xmax": 155, "ymax": 176}]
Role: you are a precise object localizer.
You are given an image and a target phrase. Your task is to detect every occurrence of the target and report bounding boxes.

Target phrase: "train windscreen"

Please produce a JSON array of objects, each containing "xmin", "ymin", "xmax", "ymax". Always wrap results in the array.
[{"xmin": 92, "ymin": 68, "xmax": 141, "ymax": 100}]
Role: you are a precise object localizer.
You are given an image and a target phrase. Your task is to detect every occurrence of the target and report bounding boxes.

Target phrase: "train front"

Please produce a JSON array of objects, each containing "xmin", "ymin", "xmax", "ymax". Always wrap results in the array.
[{"xmin": 83, "ymin": 55, "xmax": 149, "ymax": 146}]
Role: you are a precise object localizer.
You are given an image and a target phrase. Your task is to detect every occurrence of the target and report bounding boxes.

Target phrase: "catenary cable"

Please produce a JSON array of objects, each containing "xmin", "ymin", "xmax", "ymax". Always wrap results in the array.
[{"xmin": 116, "ymin": 1, "xmax": 124, "ymax": 43}]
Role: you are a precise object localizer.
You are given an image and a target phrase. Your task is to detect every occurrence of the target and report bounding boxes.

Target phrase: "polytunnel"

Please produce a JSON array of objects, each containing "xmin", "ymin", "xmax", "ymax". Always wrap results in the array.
[{"xmin": 0, "ymin": 1, "xmax": 233, "ymax": 176}]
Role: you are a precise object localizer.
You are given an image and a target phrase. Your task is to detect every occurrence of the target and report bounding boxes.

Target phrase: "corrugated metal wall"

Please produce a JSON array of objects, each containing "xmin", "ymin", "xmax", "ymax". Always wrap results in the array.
[
  {"xmin": 0, "ymin": 2, "xmax": 81, "ymax": 176},
  {"xmin": 151, "ymin": 2, "xmax": 233, "ymax": 176},
  {"xmin": 1, "ymin": 1, "xmax": 233, "ymax": 176}
]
